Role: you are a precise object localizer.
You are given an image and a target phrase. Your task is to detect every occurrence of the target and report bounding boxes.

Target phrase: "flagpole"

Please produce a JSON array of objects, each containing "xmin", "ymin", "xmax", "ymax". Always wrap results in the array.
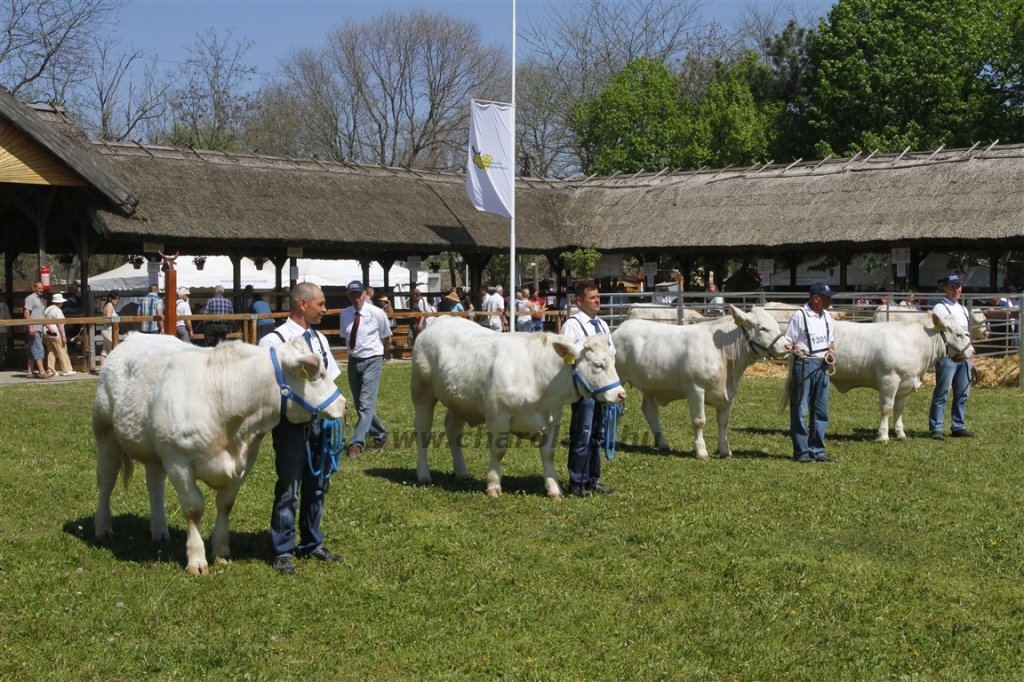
[{"xmin": 507, "ymin": 0, "xmax": 516, "ymax": 330}]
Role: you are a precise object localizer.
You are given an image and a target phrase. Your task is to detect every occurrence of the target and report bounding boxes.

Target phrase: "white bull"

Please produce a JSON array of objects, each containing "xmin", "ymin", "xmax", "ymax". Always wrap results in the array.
[
  {"xmin": 613, "ymin": 306, "xmax": 790, "ymax": 459},
  {"xmin": 411, "ymin": 317, "xmax": 627, "ymax": 498},
  {"xmin": 626, "ymin": 304, "xmax": 706, "ymax": 324},
  {"xmin": 765, "ymin": 301, "xmax": 847, "ymax": 330},
  {"xmin": 781, "ymin": 314, "xmax": 973, "ymax": 442},
  {"xmin": 871, "ymin": 304, "xmax": 989, "ymax": 340},
  {"xmin": 93, "ymin": 334, "xmax": 346, "ymax": 574}
]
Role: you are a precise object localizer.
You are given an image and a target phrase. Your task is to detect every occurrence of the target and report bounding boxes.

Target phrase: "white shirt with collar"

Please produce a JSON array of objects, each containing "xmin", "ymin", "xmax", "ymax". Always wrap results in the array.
[
  {"xmin": 561, "ymin": 310, "xmax": 615, "ymax": 354},
  {"xmin": 340, "ymin": 300, "xmax": 392, "ymax": 359},
  {"xmin": 785, "ymin": 303, "xmax": 834, "ymax": 357},
  {"xmin": 258, "ymin": 317, "xmax": 341, "ymax": 381},
  {"xmin": 932, "ymin": 297, "xmax": 970, "ymax": 333}
]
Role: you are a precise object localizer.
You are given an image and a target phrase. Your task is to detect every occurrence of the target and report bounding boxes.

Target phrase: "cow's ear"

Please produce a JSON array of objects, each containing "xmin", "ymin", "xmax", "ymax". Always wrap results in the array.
[
  {"xmin": 930, "ymin": 312, "xmax": 945, "ymax": 331},
  {"xmin": 730, "ymin": 304, "xmax": 747, "ymax": 326},
  {"xmin": 551, "ymin": 340, "xmax": 577, "ymax": 361},
  {"xmin": 287, "ymin": 353, "xmax": 321, "ymax": 379}
]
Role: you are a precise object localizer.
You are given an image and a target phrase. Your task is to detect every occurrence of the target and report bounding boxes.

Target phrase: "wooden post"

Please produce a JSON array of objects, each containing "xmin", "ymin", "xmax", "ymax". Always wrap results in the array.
[
  {"xmin": 988, "ymin": 250, "xmax": 1003, "ymax": 292},
  {"xmin": 838, "ymin": 251, "xmax": 851, "ymax": 292},
  {"xmin": 164, "ymin": 269, "xmax": 177, "ymax": 336},
  {"xmin": 360, "ymin": 258, "xmax": 371, "ymax": 288},
  {"xmin": 112, "ymin": 321, "xmax": 120, "ymax": 349}
]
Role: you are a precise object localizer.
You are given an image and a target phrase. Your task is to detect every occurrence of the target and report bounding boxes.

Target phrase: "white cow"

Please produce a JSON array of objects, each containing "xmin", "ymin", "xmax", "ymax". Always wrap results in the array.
[
  {"xmin": 871, "ymin": 304, "xmax": 989, "ymax": 340},
  {"xmin": 613, "ymin": 306, "xmax": 790, "ymax": 459},
  {"xmin": 626, "ymin": 304, "xmax": 706, "ymax": 324},
  {"xmin": 93, "ymin": 334, "xmax": 346, "ymax": 574},
  {"xmin": 765, "ymin": 301, "xmax": 847, "ymax": 329},
  {"xmin": 411, "ymin": 317, "xmax": 627, "ymax": 498},
  {"xmin": 781, "ymin": 314, "xmax": 974, "ymax": 442}
]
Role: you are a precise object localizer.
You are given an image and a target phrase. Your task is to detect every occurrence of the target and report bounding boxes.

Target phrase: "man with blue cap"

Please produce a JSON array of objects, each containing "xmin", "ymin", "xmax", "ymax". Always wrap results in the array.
[
  {"xmin": 785, "ymin": 282, "xmax": 838, "ymax": 463},
  {"xmin": 929, "ymin": 273, "xmax": 976, "ymax": 440},
  {"xmin": 340, "ymin": 280, "xmax": 392, "ymax": 459}
]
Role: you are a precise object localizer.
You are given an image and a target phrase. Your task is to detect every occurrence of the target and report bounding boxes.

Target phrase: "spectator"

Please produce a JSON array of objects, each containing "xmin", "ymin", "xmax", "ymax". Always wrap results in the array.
[
  {"xmin": 250, "ymin": 293, "xmax": 275, "ymax": 342},
  {"xmin": 24, "ymin": 281, "xmax": 47, "ymax": 378},
  {"xmin": 528, "ymin": 288, "xmax": 547, "ymax": 332},
  {"xmin": 705, "ymin": 282, "xmax": 725, "ymax": 316},
  {"xmin": 409, "ymin": 287, "xmax": 429, "ymax": 343},
  {"xmin": 139, "ymin": 284, "xmax": 164, "ymax": 334},
  {"xmin": 482, "ymin": 285, "xmax": 505, "ymax": 331},
  {"xmin": 514, "ymin": 288, "xmax": 533, "ymax": 332},
  {"xmin": 175, "ymin": 288, "xmax": 194, "ymax": 343},
  {"xmin": 100, "ymin": 293, "xmax": 119, "ymax": 357},
  {"xmin": 457, "ymin": 286, "xmax": 474, "ymax": 313},
  {"xmin": 42, "ymin": 293, "xmax": 75, "ymax": 376},
  {"xmin": 241, "ymin": 284, "xmax": 255, "ymax": 314},
  {"xmin": 202, "ymin": 284, "xmax": 233, "ymax": 346},
  {"xmin": 340, "ymin": 281, "xmax": 392, "ymax": 460}
]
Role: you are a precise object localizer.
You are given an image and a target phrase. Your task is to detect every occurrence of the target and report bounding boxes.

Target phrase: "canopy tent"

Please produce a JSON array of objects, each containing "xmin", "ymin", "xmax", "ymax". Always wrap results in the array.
[{"xmin": 88, "ymin": 257, "xmax": 427, "ymax": 292}]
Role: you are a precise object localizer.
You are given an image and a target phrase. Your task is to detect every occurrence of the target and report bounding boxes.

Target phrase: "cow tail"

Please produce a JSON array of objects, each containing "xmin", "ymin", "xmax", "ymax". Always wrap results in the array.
[
  {"xmin": 779, "ymin": 355, "xmax": 794, "ymax": 414},
  {"xmin": 121, "ymin": 451, "xmax": 134, "ymax": 489}
]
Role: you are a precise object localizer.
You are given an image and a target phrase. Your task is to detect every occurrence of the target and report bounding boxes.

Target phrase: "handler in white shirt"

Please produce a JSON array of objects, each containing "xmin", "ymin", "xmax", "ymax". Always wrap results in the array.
[
  {"xmin": 785, "ymin": 282, "xmax": 837, "ymax": 463},
  {"xmin": 929, "ymin": 273, "xmax": 976, "ymax": 440},
  {"xmin": 339, "ymin": 280, "xmax": 392, "ymax": 459}
]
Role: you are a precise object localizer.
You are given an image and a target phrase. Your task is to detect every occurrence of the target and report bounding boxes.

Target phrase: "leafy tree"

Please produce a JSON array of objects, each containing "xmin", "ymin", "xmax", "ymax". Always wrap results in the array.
[
  {"xmin": 560, "ymin": 243, "xmax": 602, "ymax": 279},
  {"xmin": 802, "ymin": 0, "xmax": 1024, "ymax": 155},
  {"xmin": 572, "ymin": 57, "xmax": 687, "ymax": 174}
]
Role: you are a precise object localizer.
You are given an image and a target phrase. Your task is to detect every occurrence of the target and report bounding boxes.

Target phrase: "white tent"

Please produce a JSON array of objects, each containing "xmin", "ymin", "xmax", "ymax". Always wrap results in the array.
[{"xmin": 88, "ymin": 257, "xmax": 427, "ymax": 292}]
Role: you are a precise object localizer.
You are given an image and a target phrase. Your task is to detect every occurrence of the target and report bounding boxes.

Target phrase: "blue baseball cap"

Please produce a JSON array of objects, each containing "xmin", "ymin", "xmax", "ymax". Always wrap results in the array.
[
  {"xmin": 943, "ymin": 273, "xmax": 963, "ymax": 286},
  {"xmin": 809, "ymin": 282, "xmax": 837, "ymax": 297},
  {"xmin": 346, "ymin": 280, "xmax": 366, "ymax": 294}
]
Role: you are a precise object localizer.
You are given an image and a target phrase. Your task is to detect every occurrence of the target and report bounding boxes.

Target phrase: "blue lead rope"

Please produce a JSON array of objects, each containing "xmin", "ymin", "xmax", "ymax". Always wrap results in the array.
[
  {"xmin": 603, "ymin": 403, "xmax": 626, "ymax": 460},
  {"xmin": 306, "ymin": 418, "xmax": 346, "ymax": 480}
]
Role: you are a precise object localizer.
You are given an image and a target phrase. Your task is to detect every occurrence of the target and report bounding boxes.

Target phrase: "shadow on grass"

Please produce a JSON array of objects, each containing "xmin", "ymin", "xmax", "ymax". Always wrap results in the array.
[
  {"xmin": 62, "ymin": 514, "xmax": 271, "ymax": 568},
  {"xmin": 364, "ymin": 467, "xmax": 552, "ymax": 497}
]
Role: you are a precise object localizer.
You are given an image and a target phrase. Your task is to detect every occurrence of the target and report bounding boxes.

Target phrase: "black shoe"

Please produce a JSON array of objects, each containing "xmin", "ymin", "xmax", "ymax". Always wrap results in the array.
[
  {"xmin": 951, "ymin": 429, "xmax": 976, "ymax": 438},
  {"xmin": 793, "ymin": 454, "xmax": 815, "ymax": 463},
  {"xmin": 305, "ymin": 546, "xmax": 344, "ymax": 563},
  {"xmin": 272, "ymin": 555, "xmax": 295, "ymax": 575},
  {"xmin": 589, "ymin": 482, "xmax": 615, "ymax": 495},
  {"xmin": 813, "ymin": 454, "xmax": 835, "ymax": 463},
  {"xmin": 567, "ymin": 484, "xmax": 591, "ymax": 498},
  {"xmin": 930, "ymin": 431, "xmax": 946, "ymax": 441},
  {"xmin": 372, "ymin": 436, "xmax": 391, "ymax": 452}
]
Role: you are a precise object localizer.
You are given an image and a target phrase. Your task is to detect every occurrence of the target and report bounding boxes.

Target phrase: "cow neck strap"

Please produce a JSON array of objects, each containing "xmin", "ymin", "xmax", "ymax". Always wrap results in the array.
[
  {"xmin": 270, "ymin": 346, "xmax": 342, "ymax": 421},
  {"xmin": 571, "ymin": 369, "xmax": 622, "ymax": 400},
  {"xmin": 740, "ymin": 325, "xmax": 787, "ymax": 359}
]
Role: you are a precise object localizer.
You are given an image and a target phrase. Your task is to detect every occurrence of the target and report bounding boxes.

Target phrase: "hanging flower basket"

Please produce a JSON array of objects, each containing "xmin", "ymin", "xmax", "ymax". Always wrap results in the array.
[
  {"xmin": 127, "ymin": 255, "xmax": 145, "ymax": 270},
  {"xmin": 193, "ymin": 256, "xmax": 207, "ymax": 271},
  {"xmin": 253, "ymin": 257, "xmax": 267, "ymax": 271}
]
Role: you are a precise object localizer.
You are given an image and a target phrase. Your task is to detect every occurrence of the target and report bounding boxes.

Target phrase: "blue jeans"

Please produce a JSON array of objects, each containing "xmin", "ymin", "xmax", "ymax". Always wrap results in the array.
[
  {"xmin": 530, "ymin": 320, "xmax": 544, "ymax": 332},
  {"xmin": 930, "ymin": 357, "xmax": 970, "ymax": 432},
  {"xmin": 568, "ymin": 397, "xmax": 605, "ymax": 487},
  {"xmin": 790, "ymin": 358, "xmax": 830, "ymax": 459},
  {"xmin": 348, "ymin": 355, "xmax": 387, "ymax": 451},
  {"xmin": 270, "ymin": 418, "xmax": 327, "ymax": 557},
  {"xmin": 28, "ymin": 332, "xmax": 44, "ymax": 360}
]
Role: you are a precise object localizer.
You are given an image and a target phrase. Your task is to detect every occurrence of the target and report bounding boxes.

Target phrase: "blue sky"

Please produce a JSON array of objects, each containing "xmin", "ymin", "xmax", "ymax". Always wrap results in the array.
[{"xmin": 114, "ymin": 0, "xmax": 831, "ymax": 85}]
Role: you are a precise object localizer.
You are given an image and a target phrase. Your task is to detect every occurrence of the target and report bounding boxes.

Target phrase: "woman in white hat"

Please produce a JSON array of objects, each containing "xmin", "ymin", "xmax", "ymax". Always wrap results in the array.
[{"xmin": 42, "ymin": 293, "xmax": 76, "ymax": 376}]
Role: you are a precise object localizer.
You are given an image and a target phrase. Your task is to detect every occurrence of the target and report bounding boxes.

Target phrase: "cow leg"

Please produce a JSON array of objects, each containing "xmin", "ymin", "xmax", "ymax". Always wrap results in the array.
[
  {"xmin": 444, "ymin": 411, "xmax": 470, "ymax": 480},
  {"xmin": 413, "ymin": 395, "xmax": 437, "ymax": 485},
  {"xmin": 94, "ymin": 429, "xmax": 125, "ymax": 539},
  {"xmin": 539, "ymin": 420, "xmax": 563, "ymax": 498},
  {"xmin": 210, "ymin": 435, "xmax": 263, "ymax": 564},
  {"xmin": 892, "ymin": 394, "xmax": 908, "ymax": 441},
  {"xmin": 145, "ymin": 465, "xmax": 170, "ymax": 541},
  {"xmin": 484, "ymin": 416, "xmax": 512, "ymax": 498},
  {"xmin": 163, "ymin": 462, "xmax": 209, "ymax": 575},
  {"xmin": 876, "ymin": 377, "xmax": 900, "ymax": 443},
  {"xmin": 716, "ymin": 401, "xmax": 734, "ymax": 458},
  {"xmin": 686, "ymin": 390, "xmax": 709, "ymax": 461},
  {"xmin": 640, "ymin": 393, "xmax": 670, "ymax": 451}
]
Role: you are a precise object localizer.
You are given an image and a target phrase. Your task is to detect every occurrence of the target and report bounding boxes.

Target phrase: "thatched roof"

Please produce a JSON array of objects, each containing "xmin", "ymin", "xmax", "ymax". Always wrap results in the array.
[
  {"xmin": 564, "ymin": 146, "xmax": 1024, "ymax": 255},
  {"xmin": 83, "ymin": 141, "xmax": 569, "ymax": 256}
]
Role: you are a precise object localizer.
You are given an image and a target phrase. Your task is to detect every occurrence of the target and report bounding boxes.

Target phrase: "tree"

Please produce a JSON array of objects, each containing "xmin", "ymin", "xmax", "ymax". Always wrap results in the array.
[
  {"xmin": 166, "ymin": 29, "xmax": 256, "ymax": 150},
  {"xmin": 572, "ymin": 57, "xmax": 688, "ymax": 175},
  {"xmin": 687, "ymin": 67, "xmax": 777, "ymax": 168},
  {"xmin": 0, "ymin": 0, "xmax": 126, "ymax": 103},
  {"xmin": 802, "ymin": 0, "xmax": 1024, "ymax": 156}
]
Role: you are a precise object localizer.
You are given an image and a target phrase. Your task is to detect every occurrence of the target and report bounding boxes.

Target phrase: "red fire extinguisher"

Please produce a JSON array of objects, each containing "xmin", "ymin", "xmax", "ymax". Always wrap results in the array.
[{"xmin": 40, "ymin": 263, "xmax": 51, "ymax": 291}]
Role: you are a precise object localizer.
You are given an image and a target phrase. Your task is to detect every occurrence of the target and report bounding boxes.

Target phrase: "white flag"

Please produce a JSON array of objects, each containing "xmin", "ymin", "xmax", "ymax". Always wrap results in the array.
[{"xmin": 466, "ymin": 100, "xmax": 514, "ymax": 219}]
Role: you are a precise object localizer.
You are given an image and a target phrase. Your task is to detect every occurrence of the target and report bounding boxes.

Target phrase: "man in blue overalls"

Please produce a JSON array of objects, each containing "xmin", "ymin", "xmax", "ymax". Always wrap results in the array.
[{"xmin": 785, "ymin": 282, "xmax": 838, "ymax": 463}]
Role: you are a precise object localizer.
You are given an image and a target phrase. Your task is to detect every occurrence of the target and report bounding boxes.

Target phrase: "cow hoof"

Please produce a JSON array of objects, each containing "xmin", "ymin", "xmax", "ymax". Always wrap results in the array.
[
  {"xmin": 151, "ymin": 531, "xmax": 170, "ymax": 542},
  {"xmin": 658, "ymin": 444, "xmax": 671, "ymax": 452},
  {"xmin": 186, "ymin": 563, "xmax": 209, "ymax": 576},
  {"xmin": 548, "ymin": 491, "xmax": 564, "ymax": 499},
  {"xmin": 696, "ymin": 453, "xmax": 710, "ymax": 462},
  {"xmin": 486, "ymin": 488, "xmax": 502, "ymax": 499},
  {"xmin": 95, "ymin": 528, "xmax": 114, "ymax": 540},
  {"xmin": 417, "ymin": 476, "xmax": 432, "ymax": 486},
  {"xmin": 876, "ymin": 437, "xmax": 889, "ymax": 444},
  {"xmin": 214, "ymin": 556, "xmax": 232, "ymax": 565},
  {"xmin": 720, "ymin": 453, "xmax": 733, "ymax": 459},
  {"xmin": 896, "ymin": 434, "xmax": 908, "ymax": 441}
]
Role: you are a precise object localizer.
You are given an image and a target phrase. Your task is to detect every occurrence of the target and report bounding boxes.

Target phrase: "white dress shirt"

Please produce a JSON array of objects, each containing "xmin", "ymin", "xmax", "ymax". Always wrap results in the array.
[
  {"xmin": 340, "ymin": 301, "xmax": 392, "ymax": 359},
  {"xmin": 785, "ymin": 303, "xmax": 834, "ymax": 357},
  {"xmin": 561, "ymin": 310, "xmax": 615, "ymax": 354},
  {"xmin": 258, "ymin": 317, "xmax": 341, "ymax": 381},
  {"xmin": 932, "ymin": 298, "xmax": 970, "ymax": 333}
]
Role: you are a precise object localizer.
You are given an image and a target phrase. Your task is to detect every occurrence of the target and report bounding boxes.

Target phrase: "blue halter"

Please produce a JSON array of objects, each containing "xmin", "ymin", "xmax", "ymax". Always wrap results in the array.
[
  {"xmin": 571, "ymin": 369, "xmax": 623, "ymax": 400},
  {"xmin": 270, "ymin": 346, "xmax": 343, "ymax": 421}
]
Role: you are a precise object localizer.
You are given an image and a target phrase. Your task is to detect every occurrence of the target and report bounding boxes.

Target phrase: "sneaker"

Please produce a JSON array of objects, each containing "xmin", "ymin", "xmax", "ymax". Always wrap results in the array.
[
  {"xmin": 347, "ymin": 444, "xmax": 362, "ymax": 460},
  {"xmin": 372, "ymin": 436, "xmax": 391, "ymax": 452},
  {"xmin": 305, "ymin": 546, "xmax": 344, "ymax": 563},
  {"xmin": 272, "ymin": 555, "xmax": 295, "ymax": 575},
  {"xmin": 951, "ymin": 429, "xmax": 976, "ymax": 438},
  {"xmin": 62, "ymin": 370, "xmax": 77, "ymax": 376},
  {"xmin": 930, "ymin": 431, "xmax": 945, "ymax": 441}
]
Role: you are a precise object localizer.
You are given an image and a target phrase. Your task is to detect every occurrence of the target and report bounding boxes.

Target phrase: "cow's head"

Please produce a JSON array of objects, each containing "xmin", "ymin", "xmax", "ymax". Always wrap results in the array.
[
  {"xmin": 553, "ymin": 335, "xmax": 627, "ymax": 404},
  {"xmin": 274, "ymin": 336, "xmax": 347, "ymax": 422},
  {"xmin": 732, "ymin": 305, "xmax": 789, "ymax": 359},
  {"xmin": 970, "ymin": 309, "xmax": 990, "ymax": 340},
  {"xmin": 931, "ymin": 313, "xmax": 975, "ymax": 362}
]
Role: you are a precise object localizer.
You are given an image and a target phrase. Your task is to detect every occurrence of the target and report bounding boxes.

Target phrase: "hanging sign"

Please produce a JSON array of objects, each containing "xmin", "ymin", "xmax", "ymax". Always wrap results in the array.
[
  {"xmin": 287, "ymin": 247, "xmax": 303, "ymax": 258},
  {"xmin": 407, "ymin": 256, "xmax": 422, "ymax": 270},
  {"xmin": 143, "ymin": 242, "xmax": 164, "ymax": 253},
  {"xmin": 891, "ymin": 248, "xmax": 911, "ymax": 264},
  {"xmin": 757, "ymin": 259, "xmax": 775, "ymax": 276},
  {"xmin": 642, "ymin": 262, "xmax": 658, "ymax": 280}
]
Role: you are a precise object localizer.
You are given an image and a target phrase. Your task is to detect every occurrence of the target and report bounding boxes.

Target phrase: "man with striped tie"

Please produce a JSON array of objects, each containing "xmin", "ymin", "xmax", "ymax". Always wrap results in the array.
[
  {"xmin": 340, "ymin": 280, "xmax": 392, "ymax": 460},
  {"xmin": 560, "ymin": 280, "xmax": 616, "ymax": 498}
]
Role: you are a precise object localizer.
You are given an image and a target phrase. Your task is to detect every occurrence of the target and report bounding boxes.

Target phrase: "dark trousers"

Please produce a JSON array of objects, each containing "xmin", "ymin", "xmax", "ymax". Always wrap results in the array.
[
  {"xmin": 269, "ymin": 418, "xmax": 326, "ymax": 557},
  {"xmin": 205, "ymin": 322, "xmax": 228, "ymax": 347},
  {"xmin": 568, "ymin": 397, "xmax": 604, "ymax": 488}
]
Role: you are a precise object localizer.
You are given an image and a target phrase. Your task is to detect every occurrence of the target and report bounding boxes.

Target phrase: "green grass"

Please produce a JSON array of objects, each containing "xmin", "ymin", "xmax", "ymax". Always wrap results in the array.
[{"xmin": 1, "ymin": 365, "xmax": 1022, "ymax": 681}]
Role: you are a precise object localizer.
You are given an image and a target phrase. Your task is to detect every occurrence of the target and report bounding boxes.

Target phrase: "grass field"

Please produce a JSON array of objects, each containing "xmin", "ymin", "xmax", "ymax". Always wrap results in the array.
[{"xmin": 1, "ymin": 363, "xmax": 1022, "ymax": 681}]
